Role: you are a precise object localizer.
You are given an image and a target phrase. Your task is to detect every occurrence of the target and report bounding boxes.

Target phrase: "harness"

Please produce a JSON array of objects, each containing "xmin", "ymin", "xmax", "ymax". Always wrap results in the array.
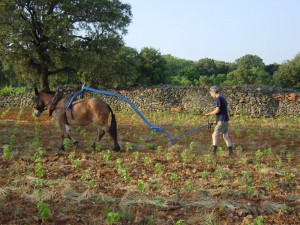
[{"xmin": 50, "ymin": 96, "xmax": 70, "ymax": 125}]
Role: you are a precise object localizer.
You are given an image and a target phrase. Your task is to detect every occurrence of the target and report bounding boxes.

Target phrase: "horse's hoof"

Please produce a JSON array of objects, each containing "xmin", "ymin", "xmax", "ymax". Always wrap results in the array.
[
  {"xmin": 59, "ymin": 145, "xmax": 65, "ymax": 151},
  {"xmin": 113, "ymin": 146, "xmax": 120, "ymax": 152}
]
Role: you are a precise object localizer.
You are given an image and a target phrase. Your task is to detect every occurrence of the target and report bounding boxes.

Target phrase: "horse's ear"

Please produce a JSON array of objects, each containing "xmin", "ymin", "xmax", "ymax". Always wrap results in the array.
[{"xmin": 34, "ymin": 87, "xmax": 39, "ymax": 96}]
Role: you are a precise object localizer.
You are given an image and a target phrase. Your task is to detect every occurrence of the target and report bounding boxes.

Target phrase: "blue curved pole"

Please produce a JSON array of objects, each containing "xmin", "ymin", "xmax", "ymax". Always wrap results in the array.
[{"xmin": 66, "ymin": 85, "xmax": 211, "ymax": 144}]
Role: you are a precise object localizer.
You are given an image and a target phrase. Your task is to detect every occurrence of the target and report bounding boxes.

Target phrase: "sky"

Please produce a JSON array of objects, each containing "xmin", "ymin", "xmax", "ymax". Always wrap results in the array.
[{"xmin": 123, "ymin": 0, "xmax": 300, "ymax": 64}]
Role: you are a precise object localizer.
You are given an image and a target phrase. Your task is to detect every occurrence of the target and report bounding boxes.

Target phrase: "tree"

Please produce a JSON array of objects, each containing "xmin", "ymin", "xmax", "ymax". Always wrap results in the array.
[
  {"xmin": 164, "ymin": 54, "xmax": 194, "ymax": 78},
  {"xmin": 273, "ymin": 53, "xmax": 300, "ymax": 88},
  {"xmin": 236, "ymin": 54, "xmax": 265, "ymax": 70},
  {"xmin": 0, "ymin": 0, "xmax": 132, "ymax": 91},
  {"xmin": 110, "ymin": 46, "xmax": 140, "ymax": 88},
  {"xmin": 194, "ymin": 58, "xmax": 218, "ymax": 76},
  {"xmin": 137, "ymin": 47, "xmax": 168, "ymax": 86}
]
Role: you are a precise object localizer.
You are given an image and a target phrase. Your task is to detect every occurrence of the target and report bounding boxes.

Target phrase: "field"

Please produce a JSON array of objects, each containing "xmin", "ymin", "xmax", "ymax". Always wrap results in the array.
[{"xmin": 0, "ymin": 107, "xmax": 300, "ymax": 225}]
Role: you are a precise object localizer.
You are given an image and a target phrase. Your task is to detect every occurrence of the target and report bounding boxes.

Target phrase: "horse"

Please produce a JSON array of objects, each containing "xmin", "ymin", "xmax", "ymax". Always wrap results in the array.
[{"xmin": 33, "ymin": 88, "xmax": 120, "ymax": 152}]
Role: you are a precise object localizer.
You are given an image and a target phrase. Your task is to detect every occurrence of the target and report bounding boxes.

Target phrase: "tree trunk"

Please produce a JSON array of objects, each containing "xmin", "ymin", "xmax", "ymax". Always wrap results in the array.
[{"xmin": 37, "ymin": 68, "xmax": 50, "ymax": 91}]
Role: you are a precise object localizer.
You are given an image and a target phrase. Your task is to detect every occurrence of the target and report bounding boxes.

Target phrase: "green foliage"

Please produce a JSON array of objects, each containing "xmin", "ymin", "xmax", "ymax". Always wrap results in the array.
[
  {"xmin": 175, "ymin": 219, "xmax": 187, "ymax": 225},
  {"xmin": 0, "ymin": 0, "xmax": 298, "ymax": 91},
  {"xmin": 254, "ymin": 215, "xmax": 264, "ymax": 225},
  {"xmin": 0, "ymin": 86, "xmax": 26, "ymax": 95},
  {"xmin": 37, "ymin": 202, "xmax": 51, "ymax": 221},
  {"xmin": 136, "ymin": 47, "xmax": 168, "ymax": 85},
  {"xmin": 0, "ymin": 0, "xmax": 132, "ymax": 90},
  {"xmin": 236, "ymin": 54, "xmax": 265, "ymax": 70},
  {"xmin": 2, "ymin": 145, "xmax": 12, "ymax": 159},
  {"xmin": 63, "ymin": 139, "xmax": 72, "ymax": 151},
  {"xmin": 137, "ymin": 180, "xmax": 146, "ymax": 192},
  {"xmin": 273, "ymin": 53, "xmax": 300, "ymax": 88},
  {"xmin": 106, "ymin": 212, "xmax": 121, "ymax": 224}
]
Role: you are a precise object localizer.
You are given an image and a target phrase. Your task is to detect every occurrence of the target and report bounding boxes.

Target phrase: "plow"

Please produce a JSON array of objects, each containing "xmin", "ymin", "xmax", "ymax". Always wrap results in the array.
[{"xmin": 67, "ymin": 84, "xmax": 213, "ymax": 145}]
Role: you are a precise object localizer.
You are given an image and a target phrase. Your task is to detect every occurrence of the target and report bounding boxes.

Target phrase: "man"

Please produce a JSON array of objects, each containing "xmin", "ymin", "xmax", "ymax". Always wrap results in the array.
[{"xmin": 205, "ymin": 86, "xmax": 233, "ymax": 156}]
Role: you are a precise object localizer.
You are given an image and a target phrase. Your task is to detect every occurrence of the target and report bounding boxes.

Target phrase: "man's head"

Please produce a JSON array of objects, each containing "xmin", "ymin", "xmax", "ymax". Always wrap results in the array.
[{"xmin": 209, "ymin": 86, "xmax": 220, "ymax": 98}]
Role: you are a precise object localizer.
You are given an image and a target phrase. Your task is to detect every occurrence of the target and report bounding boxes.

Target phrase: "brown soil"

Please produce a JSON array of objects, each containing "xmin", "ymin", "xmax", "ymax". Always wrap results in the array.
[{"xmin": 0, "ymin": 107, "xmax": 299, "ymax": 225}]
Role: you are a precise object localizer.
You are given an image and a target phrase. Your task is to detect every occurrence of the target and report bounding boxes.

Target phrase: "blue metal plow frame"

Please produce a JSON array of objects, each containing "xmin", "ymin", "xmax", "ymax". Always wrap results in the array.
[{"xmin": 67, "ymin": 85, "xmax": 213, "ymax": 145}]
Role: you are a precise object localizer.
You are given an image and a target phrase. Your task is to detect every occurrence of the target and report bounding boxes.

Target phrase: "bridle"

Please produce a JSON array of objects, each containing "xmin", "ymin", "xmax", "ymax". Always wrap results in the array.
[{"xmin": 33, "ymin": 95, "xmax": 52, "ymax": 113}]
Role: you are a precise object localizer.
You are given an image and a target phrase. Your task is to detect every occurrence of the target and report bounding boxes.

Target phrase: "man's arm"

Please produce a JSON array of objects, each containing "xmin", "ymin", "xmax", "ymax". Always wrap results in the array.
[{"xmin": 205, "ymin": 107, "xmax": 220, "ymax": 116}]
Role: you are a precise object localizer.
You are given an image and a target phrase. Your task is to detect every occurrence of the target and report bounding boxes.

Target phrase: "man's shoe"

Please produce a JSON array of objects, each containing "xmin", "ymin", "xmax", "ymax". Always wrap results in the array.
[
  {"xmin": 212, "ymin": 145, "xmax": 217, "ymax": 155},
  {"xmin": 228, "ymin": 146, "xmax": 233, "ymax": 156}
]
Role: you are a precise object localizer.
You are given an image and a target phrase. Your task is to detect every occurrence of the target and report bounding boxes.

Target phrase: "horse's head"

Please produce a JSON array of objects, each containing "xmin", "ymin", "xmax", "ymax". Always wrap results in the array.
[{"xmin": 33, "ymin": 88, "xmax": 54, "ymax": 117}]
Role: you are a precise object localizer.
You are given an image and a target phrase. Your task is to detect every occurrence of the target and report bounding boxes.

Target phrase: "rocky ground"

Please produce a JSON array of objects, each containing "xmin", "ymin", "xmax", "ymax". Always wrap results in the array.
[{"xmin": 0, "ymin": 107, "xmax": 299, "ymax": 224}]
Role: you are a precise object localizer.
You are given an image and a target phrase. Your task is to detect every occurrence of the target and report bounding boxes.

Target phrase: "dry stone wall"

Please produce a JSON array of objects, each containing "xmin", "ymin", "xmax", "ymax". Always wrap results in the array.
[{"xmin": 0, "ymin": 85, "xmax": 299, "ymax": 117}]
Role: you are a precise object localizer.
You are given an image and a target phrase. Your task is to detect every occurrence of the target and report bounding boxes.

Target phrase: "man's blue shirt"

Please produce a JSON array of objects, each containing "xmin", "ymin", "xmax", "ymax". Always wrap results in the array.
[{"xmin": 215, "ymin": 96, "xmax": 229, "ymax": 122}]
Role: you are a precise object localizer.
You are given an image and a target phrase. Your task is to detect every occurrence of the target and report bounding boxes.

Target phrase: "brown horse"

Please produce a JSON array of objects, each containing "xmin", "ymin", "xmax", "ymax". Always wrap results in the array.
[{"xmin": 33, "ymin": 88, "xmax": 120, "ymax": 152}]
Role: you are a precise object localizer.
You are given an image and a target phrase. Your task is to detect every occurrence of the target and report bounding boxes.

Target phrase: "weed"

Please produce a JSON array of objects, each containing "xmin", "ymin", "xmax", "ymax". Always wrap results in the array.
[
  {"xmin": 265, "ymin": 147, "xmax": 272, "ymax": 156},
  {"xmin": 175, "ymin": 219, "xmax": 186, "ymax": 225},
  {"xmin": 106, "ymin": 212, "xmax": 121, "ymax": 224},
  {"xmin": 235, "ymin": 145, "xmax": 243, "ymax": 154},
  {"xmin": 37, "ymin": 201, "xmax": 51, "ymax": 222},
  {"xmin": 0, "ymin": 107, "xmax": 11, "ymax": 119},
  {"xmin": 255, "ymin": 149, "xmax": 263, "ymax": 160},
  {"xmin": 2, "ymin": 145, "xmax": 12, "ymax": 159},
  {"xmin": 234, "ymin": 126, "xmax": 241, "ymax": 138},
  {"xmin": 245, "ymin": 185, "xmax": 254, "ymax": 198},
  {"xmin": 138, "ymin": 136, "xmax": 145, "ymax": 144},
  {"xmin": 180, "ymin": 149, "xmax": 189, "ymax": 165},
  {"xmin": 146, "ymin": 142, "xmax": 156, "ymax": 150},
  {"xmin": 200, "ymin": 170, "xmax": 209, "ymax": 179},
  {"xmin": 240, "ymin": 171, "xmax": 253, "ymax": 186},
  {"xmin": 94, "ymin": 141, "xmax": 102, "ymax": 151},
  {"xmin": 137, "ymin": 180, "xmax": 146, "ymax": 192},
  {"xmin": 165, "ymin": 152, "xmax": 173, "ymax": 160},
  {"xmin": 262, "ymin": 179, "xmax": 274, "ymax": 192},
  {"xmin": 63, "ymin": 139, "xmax": 72, "ymax": 150},
  {"xmin": 144, "ymin": 156, "xmax": 152, "ymax": 166},
  {"xmin": 34, "ymin": 147, "xmax": 45, "ymax": 178},
  {"xmin": 68, "ymin": 152, "xmax": 81, "ymax": 169},
  {"xmin": 132, "ymin": 151, "xmax": 139, "ymax": 161},
  {"xmin": 214, "ymin": 166, "xmax": 224, "ymax": 183},
  {"xmin": 102, "ymin": 150, "xmax": 111, "ymax": 161},
  {"xmin": 170, "ymin": 172, "xmax": 179, "ymax": 183},
  {"xmin": 254, "ymin": 215, "xmax": 264, "ymax": 225},
  {"xmin": 156, "ymin": 145, "xmax": 163, "ymax": 153},
  {"xmin": 189, "ymin": 141, "xmax": 196, "ymax": 151},
  {"xmin": 275, "ymin": 155, "xmax": 283, "ymax": 168},
  {"xmin": 184, "ymin": 181, "xmax": 194, "ymax": 192},
  {"xmin": 286, "ymin": 153, "xmax": 293, "ymax": 163},
  {"xmin": 81, "ymin": 170, "xmax": 90, "ymax": 181},
  {"xmin": 154, "ymin": 163, "xmax": 163, "ymax": 177},
  {"xmin": 248, "ymin": 132, "xmax": 254, "ymax": 140},
  {"xmin": 255, "ymin": 160, "xmax": 262, "ymax": 171},
  {"xmin": 203, "ymin": 154, "xmax": 215, "ymax": 165},
  {"xmin": 283, "ymin": 171, "xmax": 294, "ymax": 181},
  {"xmin": 125, "ymin": 142, "xmax": 132, "ymax": 152}
]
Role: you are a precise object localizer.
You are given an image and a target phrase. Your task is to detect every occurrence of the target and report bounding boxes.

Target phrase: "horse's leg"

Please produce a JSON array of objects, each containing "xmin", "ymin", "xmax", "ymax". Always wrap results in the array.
[
  {"xmin": 91, "ymin": 124, "xmax": 105, "ymax": 149},
  {"xmin": 100, "ymin": 124, "xmax": 120, "ymax": 152},
  {"xmin": 65, "ymin": 125, "xmax": 79, "ymax": 147},
  {"xmin": 58, "ymin": 121, "xmax": 66, "ymax": 150}
]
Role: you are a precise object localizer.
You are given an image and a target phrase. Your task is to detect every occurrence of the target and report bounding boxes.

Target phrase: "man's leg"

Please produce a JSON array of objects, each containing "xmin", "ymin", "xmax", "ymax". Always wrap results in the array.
[
  {"xmin": 212, "ymin": 131, "xmax": 218, "ymax": 154},
  {"xmin": 223, "ymin": 133, "xmax": 233, "ymax": 155}
]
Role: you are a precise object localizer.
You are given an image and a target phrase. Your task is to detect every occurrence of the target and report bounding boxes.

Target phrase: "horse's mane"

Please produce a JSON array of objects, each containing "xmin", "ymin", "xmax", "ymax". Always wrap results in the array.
[{"xmin": 41, "ymin": 89, "xmax": 56, "ymax": 95}]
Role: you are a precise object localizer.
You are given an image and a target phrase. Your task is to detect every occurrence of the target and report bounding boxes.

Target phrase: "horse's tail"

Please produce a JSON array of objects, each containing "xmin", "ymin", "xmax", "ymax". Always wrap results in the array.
[{"xmin": 107, "ymin": 104, "xmax": 118, "ymax": 139}]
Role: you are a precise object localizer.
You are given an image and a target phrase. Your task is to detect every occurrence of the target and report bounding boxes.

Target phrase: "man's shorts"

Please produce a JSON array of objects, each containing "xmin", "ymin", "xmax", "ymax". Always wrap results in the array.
[{"xmin": 213, "ymin": 121, "xmax": 229, "ymax": 134}]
